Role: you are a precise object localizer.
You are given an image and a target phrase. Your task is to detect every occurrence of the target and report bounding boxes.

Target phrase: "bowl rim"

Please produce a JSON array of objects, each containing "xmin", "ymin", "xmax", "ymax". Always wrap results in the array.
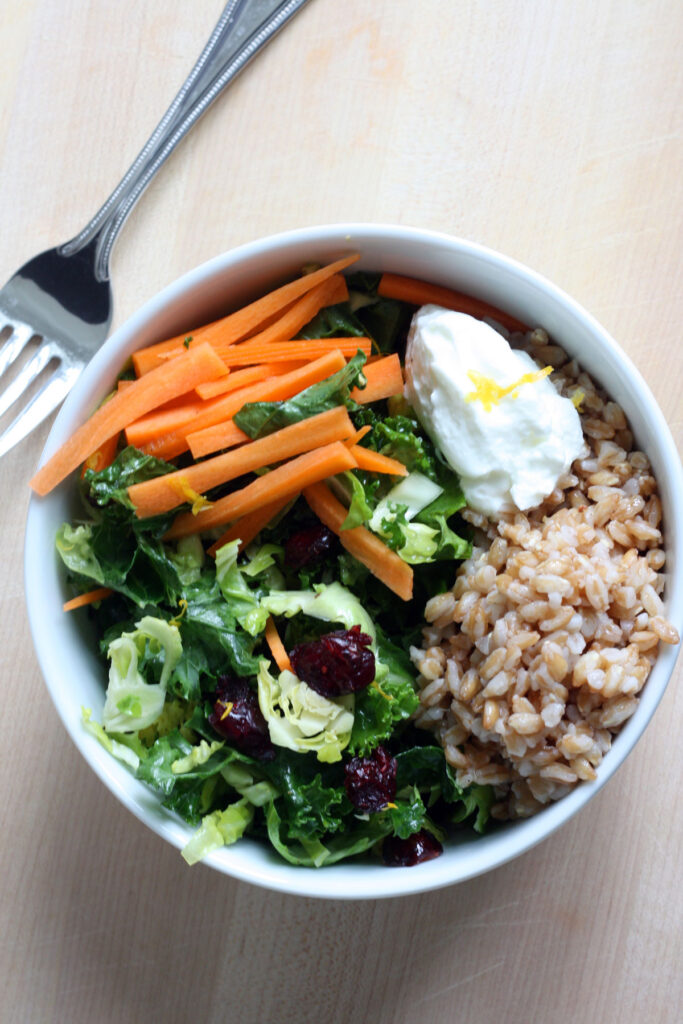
[{"xmin": 24, "ymin": 222, "xmax": 683, "ymax": 899}]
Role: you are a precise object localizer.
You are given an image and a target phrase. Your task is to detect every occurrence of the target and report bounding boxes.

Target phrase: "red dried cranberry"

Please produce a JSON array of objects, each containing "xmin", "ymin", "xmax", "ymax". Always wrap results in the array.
[
  {"xmin": 289, "ymin": 625, "xmax": 375, "ymax": 697},
  {"xmin": 344, "ymin": 745, "xmax": 397, "ymax": 811},
  {"xmin": 285, "ymin": 523, "xmax": 335, "ymax": 570},
  {"xmin": 382, "ymin": 829, "xmax": 443, "ymax": 867},
  {"xmin": 209, "ymin": 676, "xmax": 275, "ymax": 761}
]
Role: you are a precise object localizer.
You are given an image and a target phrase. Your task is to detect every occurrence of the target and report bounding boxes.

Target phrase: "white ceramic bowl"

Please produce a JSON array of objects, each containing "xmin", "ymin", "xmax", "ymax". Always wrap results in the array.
[{"xmin": 25, "ymin": 224, "xmax": 683, "ymax": 899}]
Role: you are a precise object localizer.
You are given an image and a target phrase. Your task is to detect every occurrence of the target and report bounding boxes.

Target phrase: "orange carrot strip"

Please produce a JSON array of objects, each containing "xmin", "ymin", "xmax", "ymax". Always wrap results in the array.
[
  {"xmin": 63, "ymin": 587, "xmax": 113, "ymax": 612},
  {"xmin": 350, "ymin": 354, "xmax": 404, "ymax": 404},
  {"xmin": 185, "ymin": 421, "xmax": 250, "ymax": 459},
  {"xmin": 165, "ymin": 442, "xmax": 357, "ymax": 540},
  {"xmin": 343, "ymin": 425, "xmax": 372, "ymax": 448},
  {"xmin": 211, "ymin": 275, "xmax": 348, "ymax": 363},
  {"xmin": 206, "ymin": 495, "xmax": 294, "ymax": 557},
  {"xmin": 151, "ymin": 304, "xmax": 310, "ymax": 367},
  {"xmin": 303, "ymin": 482, "xmax": 413, "ymax": 601},
  {"xmin": 132, "ymin": 254, "xmax": 359, "ymax": 375},
  {"xmin": 195, "ymin": 362, "xmax": 304, "ymax": 401},
  {"xmin": 30, "ymin": 342, "xmax": 228, "ymax": 496},
  {"xmin": 126, "ymin": 396, "xmax": 211, "ymax": 449},
  {"xmin": 183, "ymin": 350, "xmax": 347, "ymax": 461},
  {"xmin": 265, "ymin": 616, "xmax": 293, "ymax": 673},
  {"xmin": 214, "ymin": 337, "xmax": 371, "ymax": 368},
  {"xmin": 350, "ymin": 446, "xmax": 408, "ymax": 477},
  {"xmin": 196, "ymin": 364, "xmax": 269, "ymax": 400},
  {"xmin": 80, "ymin": 433, "xmax": 120, "ymax": 476},
  {"xmin": 377, "ymin": 273, "xmax": 528, "ymax": 334},
  {"xmin": 129, "ymin": 407, "xmax": 355, "ymax": 519},
  {"xmin": 133, "ymin": 321, "xmax": 220, "ymax": 371}
]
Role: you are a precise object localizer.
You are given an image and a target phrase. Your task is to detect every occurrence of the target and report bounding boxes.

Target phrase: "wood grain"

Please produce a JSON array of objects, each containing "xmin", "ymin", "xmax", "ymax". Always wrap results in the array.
[{"xmin": 1, "ymin": 2, "xmax": 681, "ymax": 1022}]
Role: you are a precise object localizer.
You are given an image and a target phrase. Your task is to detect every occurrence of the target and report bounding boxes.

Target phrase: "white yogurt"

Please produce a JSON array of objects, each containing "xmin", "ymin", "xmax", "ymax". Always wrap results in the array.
[{"xmin": 404, "ymin": 305, "xmax": 584, "ymax": 516}]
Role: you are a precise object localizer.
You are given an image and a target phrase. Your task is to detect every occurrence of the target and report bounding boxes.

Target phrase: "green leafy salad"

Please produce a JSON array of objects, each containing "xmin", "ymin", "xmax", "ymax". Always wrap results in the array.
[{"xmin": 56, "ymin": 270, "xmax": 494, "ymax": 868}]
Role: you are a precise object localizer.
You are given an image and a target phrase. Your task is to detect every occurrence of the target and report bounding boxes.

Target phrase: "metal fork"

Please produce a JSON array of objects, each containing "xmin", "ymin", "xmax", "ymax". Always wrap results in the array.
[{"xmin": 0, "ymin": 0, "xmax": 312, "ymax": 459}]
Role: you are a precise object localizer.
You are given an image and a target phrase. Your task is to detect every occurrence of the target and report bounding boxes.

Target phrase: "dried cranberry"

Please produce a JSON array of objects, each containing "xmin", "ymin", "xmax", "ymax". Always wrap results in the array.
[
  {"xmin": 382, "ymin": 829, "xmax": 443, "ymax": 867},
  {"xmin": 344, "ymin": 745, "xmax": 397, "ymax": 811},
  {"xmin": 209, "ymin": 676, "xmax": 275, "ymax": 761},
  {"xmin": 289, "ymin": 625, "xmax": 375, "ymax": 697},
  {"xmin": 284, "ymin": 523, "xmax": 335, "ymax": 570}
]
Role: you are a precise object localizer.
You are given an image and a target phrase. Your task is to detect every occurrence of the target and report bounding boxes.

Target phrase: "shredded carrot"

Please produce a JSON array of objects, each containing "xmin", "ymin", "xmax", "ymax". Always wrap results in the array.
[
  {"xmin": 350, "ymin": 446, "xmax": 408, "ymax": 477},
  {"xmin": 210, "ymin": 275, "xmax": 348, "ymax": 363},
  {"xmin": 132, "ymin": 254, "xmax": 359, "ymax": 375},
  {"xmin": 350, "ymin": 353, "xmax": 404, "ymax": 404},
  {"xmin": 343, "ymin": 424, "xmax": 372, "ymax": 448},
  {"xmin": 206, "ymin": 494, "xmax": 294, "ymax": 557},
  {"xmin": 212, "ymin": 337, "xmax": 371, "ymax": 368},
  {"xmin": 125, "ymin": 396, "xmax": 211, "ymax": 449},
  {"xmin": 63, "ymin": 587, "xmax": 113, "ymax": 612},
  {"xmin": 303, "ymin": 482, "xmax": 413, "ymax": 601},
  {"xmin": 164, "ymin": 442, "xmax": 357, "ymax": 540},
  {"xmin": 186, "ymin": 421, "xmax": 249, "ymax": 459},
  {"xmin": 377, "ymin": 273, "xmax": 528, "ymax": 334},
  {"xmin": 129, "ymin": 407, "xmax": 355, "ymax": 518},
  {"xmin": 80, "ymin": 433, "xmax": 120, "ymax": 476},
  {"xmin": 182, "ymin": 350, "xmax": 347, "ymax": 460},
  {"xmin": 195, "ymin": 362, "xmax": 304, "ymax": 401},
  {"xmin": 265, "ymin": 616, "xmax": 293, "ymax": 673},
  {"xmin": 30, "ymin": 342, "xmax": 228, "ymax": 496}
]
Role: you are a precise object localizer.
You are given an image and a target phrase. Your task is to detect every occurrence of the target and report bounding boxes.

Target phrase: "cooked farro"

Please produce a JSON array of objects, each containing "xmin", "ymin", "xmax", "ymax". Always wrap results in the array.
[{"xmin": 411, "ymin": 329, "xmax": 680, "ymax": 819}]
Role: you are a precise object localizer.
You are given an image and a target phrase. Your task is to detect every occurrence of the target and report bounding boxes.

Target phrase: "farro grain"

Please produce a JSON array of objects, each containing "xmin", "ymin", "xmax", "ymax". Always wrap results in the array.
[{"xmin": 411, "ymin": 331, "xmax": 679, "ymax": 818}]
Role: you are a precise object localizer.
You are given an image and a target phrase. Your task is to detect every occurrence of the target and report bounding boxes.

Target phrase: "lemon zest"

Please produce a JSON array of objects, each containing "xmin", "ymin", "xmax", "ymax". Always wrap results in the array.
[
  {"xmin": 570, "ymin": 388, "xmax": 585, "ymax": 411},
  {"xmin": 220, "ymin": 702, "xmax": 234, "ymax": 721},
  {"xmin": 371, "ymin": 680, "xmax": 394, "ymax": 702},
  {"xmin": 169, "ymin": 598, "xmax": 188, "ymax": 628},
  {"xmin": 465, "ymin": 365, "xmax": 553, "ymax": 412},
  {"xmin": 170, "ymin": 477, "xmax": 213, "ymax": 515}
]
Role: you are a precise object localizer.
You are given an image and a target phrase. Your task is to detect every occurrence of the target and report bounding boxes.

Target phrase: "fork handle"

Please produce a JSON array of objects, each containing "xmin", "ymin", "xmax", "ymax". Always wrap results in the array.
[{"xmin": 61, "ymin": 0, "xmax": 312, "ymax": 282}]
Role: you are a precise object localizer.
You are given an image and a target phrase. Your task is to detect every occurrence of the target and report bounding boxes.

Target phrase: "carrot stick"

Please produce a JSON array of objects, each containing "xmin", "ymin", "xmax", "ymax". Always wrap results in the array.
[
  {"xmin": 265, "ymin": 617, "xmax": 293, "ymax": 673},
  {"xmin": 132, "ymin": 254, "xmax": 360, "ymax": 375},
  {"xmin": 30, "ymin": 342, "xmax": 228, "ymax": 496},
  {"xmin": 213, "ymin": 337, "xmax": 371, "ymax": 368},
  {"xmin": 210, "ymin": 275, "xmax": 348, "ymax": 362},
  {"xmin": 195, "ymin": 362, "xmax": 304, "ymax": 401},
  {"xmin": 185, "ymin": 421, "xmax": 250, "ymax": 459},
  {"xmin": 129, "ymin": 407, "xmax": 355, "ymax": 518},
  {"xmin": 350, "ymin": 446, "xmax": 408, "ymax": 477},
  {"xmin": 344, "ymin": 424, "xmax": 372, "ymax": 448},
  {"xmin": 303, "ymin": 482, "xmax": 413, "ymax": 601},
  {"xmin": 80, "ymin": 433, "xmax": 120, "ymax": 476},
  {"xmin": 165, "ymin": 442, "xmax": 358, "ymax": 540},
  {"xmin": 350, "ymin": 354, "xmax": 404, "ymax": 404},
  {"xmin": 63, "ymin": 587, "xmax": 113, "ymax": 612},
  {"xmin": 125, "ymin": 396, "xmax": 211, "ymax": 449},
  {"xmin": 377, "ymin": 273, "xmax": 529, "ymax": 334},
  {"xmin": 182, "ymin": 350, "xmax": 347, "ymax": 461},
  {"xmin": 206, "ymin": 494, "xmax": 294, "ymax": 557}
]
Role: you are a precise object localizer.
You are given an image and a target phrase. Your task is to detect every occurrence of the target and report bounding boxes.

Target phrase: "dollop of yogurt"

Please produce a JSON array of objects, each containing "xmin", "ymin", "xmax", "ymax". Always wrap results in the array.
[{"xmin": 404, "ymin": 305, "xmax": 585, "ymax": 516}]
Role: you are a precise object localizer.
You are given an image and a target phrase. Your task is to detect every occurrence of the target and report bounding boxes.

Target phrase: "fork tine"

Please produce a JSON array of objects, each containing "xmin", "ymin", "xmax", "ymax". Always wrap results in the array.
[
  {"xmin": 0, "ymin": 340, "xmax": 57, "ymax": 419},
  {"xmin": 0, "ymin": 364, "xmax": 81, "ymax": 459},
  {"xmin": 0, "ymin": 322, "xmax": 35, "ymax": 380}
]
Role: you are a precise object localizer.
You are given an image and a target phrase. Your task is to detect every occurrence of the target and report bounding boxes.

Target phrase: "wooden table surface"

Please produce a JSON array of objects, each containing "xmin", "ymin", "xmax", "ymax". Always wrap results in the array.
[{"xmin": 1, "ymin": 2, "xmax": 681, "ymax": 1021}]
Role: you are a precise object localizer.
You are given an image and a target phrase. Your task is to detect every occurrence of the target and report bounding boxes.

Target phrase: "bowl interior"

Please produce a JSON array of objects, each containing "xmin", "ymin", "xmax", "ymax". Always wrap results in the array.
[{"xmin": 24, "ymin": 224, "xmax": 683, "ymax": 899}]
